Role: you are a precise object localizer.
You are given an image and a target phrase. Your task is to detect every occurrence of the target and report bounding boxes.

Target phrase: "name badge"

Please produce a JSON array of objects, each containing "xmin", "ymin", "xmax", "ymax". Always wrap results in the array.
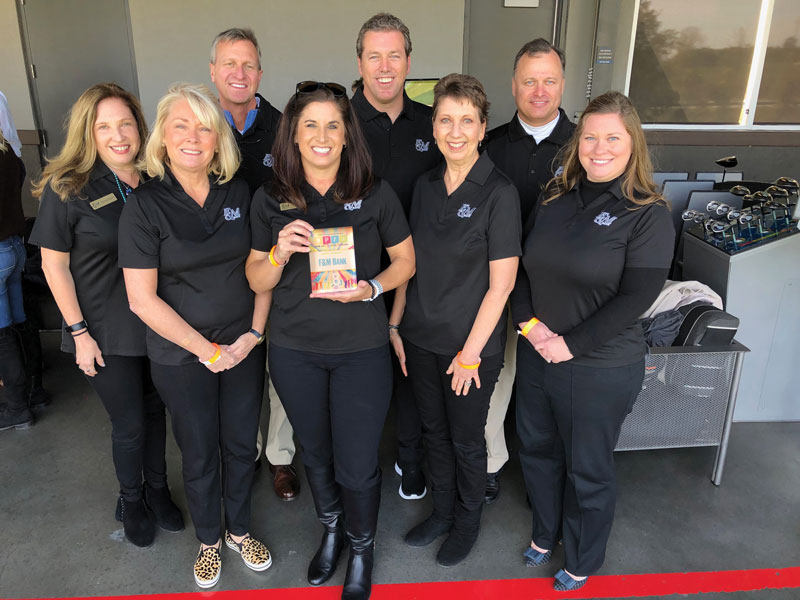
[
  {"xmin": 90, "ymin": 193, "xmax": 118, "ymax": 210},
  {"xmin": 280, "ymin": 202, "xmax": 298, "ymax": 211}
]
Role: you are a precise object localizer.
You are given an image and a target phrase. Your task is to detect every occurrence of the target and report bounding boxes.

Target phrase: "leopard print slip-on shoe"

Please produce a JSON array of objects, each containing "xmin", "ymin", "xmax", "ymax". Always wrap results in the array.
[
  {"xmin": 194, "ymin": 544, "xmax": 222, "ymax": 588},
  {"xmin": 225, "ymin": 531, "xmax": 272, "ymax": 572}
]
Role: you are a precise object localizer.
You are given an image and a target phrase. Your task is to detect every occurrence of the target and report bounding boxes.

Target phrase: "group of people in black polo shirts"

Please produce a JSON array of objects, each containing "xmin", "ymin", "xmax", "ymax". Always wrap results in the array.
[{"xmin": 18, "ymin": 11, "xmax": 675, "ymax": 599}]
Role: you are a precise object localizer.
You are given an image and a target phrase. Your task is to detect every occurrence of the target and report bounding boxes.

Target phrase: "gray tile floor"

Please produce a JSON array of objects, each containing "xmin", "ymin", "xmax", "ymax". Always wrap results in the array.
[{"xmin": 1, "ymin": 332, "xmax": 798, "ymax": 599}]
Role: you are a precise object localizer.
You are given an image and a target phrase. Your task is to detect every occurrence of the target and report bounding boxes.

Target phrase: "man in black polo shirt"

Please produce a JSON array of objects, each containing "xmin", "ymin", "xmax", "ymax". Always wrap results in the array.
[
  {"xmin": 482, "ymin": 38, "xmax": 576, "ymax": 504},
  {"xmin": 351, "ymin": 13, "xmax": 440, "ymax": 500},
  {"xmin": 210, "ymin": 28, "xmax": 300, "ymax": 501}
]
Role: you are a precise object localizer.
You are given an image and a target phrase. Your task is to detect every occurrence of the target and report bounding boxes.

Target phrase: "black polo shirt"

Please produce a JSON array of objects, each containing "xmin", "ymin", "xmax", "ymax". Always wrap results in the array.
[
  {"xmin": 351, "ymin": 87, "xmax": 441, "ymax": 215},
  {"xmin": 231, "ymin": 93, "xmax": 282, "ymax": 196},
  {"xmin": 401, "ymin": 152, "xmax": 522, "ymax": 357},
  {"xmin": 251, "ymin": 178, "xmax": 409, "ymax": 354},
  {"xmin": 484, "ymin": 108, "xmax": 575, "ymax": 225},
  {"xmin": 118, "ymin": 170, "xmax": 254, "ymax": 366},
  {"xmin": 0, "ymin": 148, "xmax": 25, "ymax": 240},
  {"xmin": 29, "ymin": 161, "xmax": 146, "ymax": 356},
  {"xmin": 516, "ymin": 179, "xmax": 674, "ymax": 367}
]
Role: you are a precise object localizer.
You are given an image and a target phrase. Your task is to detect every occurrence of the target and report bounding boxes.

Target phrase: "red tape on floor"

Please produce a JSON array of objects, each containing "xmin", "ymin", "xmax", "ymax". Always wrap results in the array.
[{"xmin": 12, "ymin": 566, "xmax": 800, "ymax": 600}]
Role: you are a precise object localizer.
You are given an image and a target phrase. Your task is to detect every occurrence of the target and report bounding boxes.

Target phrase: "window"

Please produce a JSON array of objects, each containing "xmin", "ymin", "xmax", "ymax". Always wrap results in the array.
[
  {"xmin": 626, "ymin": 0, "xmax": 800, "ymax": 128},
  {"xmin": 754, "ymin": 0, "xmax": 800, "ymax": 124}
]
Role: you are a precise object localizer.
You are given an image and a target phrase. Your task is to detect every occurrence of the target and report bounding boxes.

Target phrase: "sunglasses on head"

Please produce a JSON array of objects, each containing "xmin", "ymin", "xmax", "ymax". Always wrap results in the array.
[{"xmin": 295, "ymin": 81, "xmax": 347, "ymax": 99}]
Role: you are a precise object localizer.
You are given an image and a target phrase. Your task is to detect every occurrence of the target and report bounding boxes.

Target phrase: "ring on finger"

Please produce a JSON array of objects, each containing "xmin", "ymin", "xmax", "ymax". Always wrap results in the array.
[{"xmin": 464, "ymin": 379, "xmax": 472, "ymax": 387}]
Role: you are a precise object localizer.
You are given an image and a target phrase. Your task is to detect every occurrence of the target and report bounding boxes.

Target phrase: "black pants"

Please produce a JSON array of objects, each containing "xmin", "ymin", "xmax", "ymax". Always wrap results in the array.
[
  {"xmin": 394, "ymin": 356, "xmax": 424, "ymax": 470},
  {"xmin": 150, "ymin": 344, "xmax": 265, "ymax": 545},
  {"xmin": 515, "ymin": 338, "xmax": 643, "ymax": 576},
  {"xmin": 268, "ymin": 343, "xmax": 392, "ymax": 491},
  {"xmin": 86, "ymin": 354, "xmax": 167, "ymax": 502},
  {"xmin": 404, "ymin": 340, "xmax": 503, "ymax": 512}
]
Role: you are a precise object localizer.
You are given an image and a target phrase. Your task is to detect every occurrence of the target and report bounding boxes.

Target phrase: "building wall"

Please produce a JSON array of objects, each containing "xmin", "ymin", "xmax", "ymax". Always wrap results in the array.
[
  {"xmin": 128, "ymin": 0, "xmax": 465, "ymax": 123},
  {"xmin": 0, "ymin": 0, "xmax": 35, "ymax": 129},
  {"xmin": 464, "ymin": 0, "xmax": 557, "ymax": 126}
]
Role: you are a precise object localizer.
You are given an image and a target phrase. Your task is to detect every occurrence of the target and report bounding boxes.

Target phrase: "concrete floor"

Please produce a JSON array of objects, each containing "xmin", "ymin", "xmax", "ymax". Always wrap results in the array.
[{"xmin": 1, "ymin": 331, "xmax": 798, "ymax": 599}]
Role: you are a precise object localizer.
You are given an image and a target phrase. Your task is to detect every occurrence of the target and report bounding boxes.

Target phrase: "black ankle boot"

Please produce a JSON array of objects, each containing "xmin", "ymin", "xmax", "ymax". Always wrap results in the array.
[
  {"xmin": 27, "ymin": 375, "xmax": 51, "ymax": 410},
  {"xmin": 11, "ymin": 322, "xmax": 49, "ymax": 409},
  {"xmin": 0, "ymin": 327, "xmax": 33, "ymax": 431},
  {"xmin": 341, "ymin": 479, "xmax": 381, "ymax": 600},
  {"xmin": 116, "ymin": 495, "xmax": 155, "ymax": 547},
  {"xmin": 144, "ymin": 483, "xmax": 184, "ymax": 532},
  {"xmin": 305, "ymin": 465, "xmax": 347, "ymax": 586},
  {"xmin": 436, "ymin": 503, "xmax": 482, "ymax": 567},
  {"xmin": 404, "ymin": 489, "xmax": 455, "ymax": 547}
]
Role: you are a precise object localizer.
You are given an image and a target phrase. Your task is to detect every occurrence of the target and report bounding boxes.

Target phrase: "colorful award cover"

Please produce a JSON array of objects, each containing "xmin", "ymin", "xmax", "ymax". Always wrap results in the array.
[{"xmin": 309, "ymin": 226, "xmax": 357, "ymax": 294}]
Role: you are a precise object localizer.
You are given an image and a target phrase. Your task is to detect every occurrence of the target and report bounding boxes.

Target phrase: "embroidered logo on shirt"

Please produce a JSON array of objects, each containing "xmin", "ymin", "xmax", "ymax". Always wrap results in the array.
[
  {"xmin": 344, "ymin": 199, "xmax": 363, "ymax": 211},
  {"xmin": 415, "ymin": 139, "xmax": 430, "ymax": 152},
  {"xmin": 594, "ymin": 211, "xmax": 617, "ymax": 226},
  {"xmin": 263, "ymin": 153, "xmax": 274, "ymax": 167},
  {"xmin": 224, "ymin": 207, "xmax": 241, "ymax": 221},
  {"xmin": 554, "ymin": 166, "xmax": 564, "ymax": 177},
  {"xmin": 457, "ymin": 204, "xmax": 477, "ymax": 218}
]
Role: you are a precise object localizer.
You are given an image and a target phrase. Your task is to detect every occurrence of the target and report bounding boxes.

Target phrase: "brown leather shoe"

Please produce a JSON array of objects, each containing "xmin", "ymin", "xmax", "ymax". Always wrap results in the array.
[{"xmin": 269, "ymin": 463, "xmax": 300, "ymax": 501}]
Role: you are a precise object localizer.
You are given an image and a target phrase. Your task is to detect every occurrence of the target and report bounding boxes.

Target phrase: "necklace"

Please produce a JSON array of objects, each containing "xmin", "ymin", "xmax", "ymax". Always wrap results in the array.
[{"xmin": 112, "ymin": 172, "xmax": 134, "ymax": 203}]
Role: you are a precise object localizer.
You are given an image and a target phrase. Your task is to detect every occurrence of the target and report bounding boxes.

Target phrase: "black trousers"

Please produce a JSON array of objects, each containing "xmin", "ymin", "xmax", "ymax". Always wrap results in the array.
[
  {"xmin": 268, "ymin": 343, "xmax": 392, "ymax": 491},
  {"xmin": 86, "ymin": 354, "xmax": 167, "ymax": 502},
  {"xmin": 515, "ymin": 338, "xmax": 643, "ymax": 576},
  {"xmin": 150, "ymin": 344, "xmax": 265, "ymax": 545},
  {"xmin": 404, "ymin": 340, "xmax": 503, "ymax": 512},
  {"xmin": 394, "ymin": 355, "xmax": 424, "ymax": 470}
]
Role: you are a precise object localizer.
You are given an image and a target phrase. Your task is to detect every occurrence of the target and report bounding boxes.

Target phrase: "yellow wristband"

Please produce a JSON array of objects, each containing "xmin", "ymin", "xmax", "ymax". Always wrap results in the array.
[
  {"xmin": 456, "ymin": 351, "xmax": 481, "ymax": 370},
  {"xmin": 521, "ymin": 317, "xmax": 540, "ymax": 337},
  {"xmin": 269, "ymin": 245, "xmax": 286, "ymax": 267},
  {"xmin": 200, "ymin": 343, "xmax": 221, "ymax": 366}
]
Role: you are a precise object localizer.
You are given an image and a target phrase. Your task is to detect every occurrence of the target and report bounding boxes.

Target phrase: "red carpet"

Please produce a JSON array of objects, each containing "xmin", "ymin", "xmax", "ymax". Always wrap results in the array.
[{"xmin": 11, "ymin": 566, "xmax": 800, "ymax": 600}]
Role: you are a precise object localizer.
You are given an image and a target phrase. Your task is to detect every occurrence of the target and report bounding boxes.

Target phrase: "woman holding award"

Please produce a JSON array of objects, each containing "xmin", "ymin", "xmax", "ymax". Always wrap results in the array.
[
  {"xmin": 389, "ymin": 74, "xmax": 521, "ymax": 567},
  {"xmin": 246, "ymin": 81, "xmax": 415, "ymax": 600}
]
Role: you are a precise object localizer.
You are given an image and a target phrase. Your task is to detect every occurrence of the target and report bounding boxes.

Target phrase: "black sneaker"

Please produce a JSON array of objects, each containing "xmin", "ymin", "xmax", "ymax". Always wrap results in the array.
[{"xmin": 399, "ymin": 464, "xmax": 426, "ymax": 500}]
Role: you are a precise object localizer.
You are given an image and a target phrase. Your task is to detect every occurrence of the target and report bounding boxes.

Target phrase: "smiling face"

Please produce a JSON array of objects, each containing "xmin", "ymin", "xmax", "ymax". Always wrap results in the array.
[
  {"xmin": 295, "ymin": 100, "xmax": 346, "ymax": 178},
  {"xmin": 578, "ymin": 112, "xmax": 633, "ymax": 182},
  {"xmin": 511, "ymin": 50, "xmax": 565, "ymax": 127},
  {"xmin": 210, "ymin": 39, "xmax": 262, "ymax": 109},
  {"xmin": 357, "ymin": 30, "xmax": 410, "ymax": 108},
  {"xmin": 93, "ymin": 97, "xmax": 140, "ymax": 172},
  {"xmin": 432, "ymin": 96, "xmax": 486, "ymax": 168},
  {"xmin": 163, "ymin": 98, "xmax": 218, "ymax": 177}
]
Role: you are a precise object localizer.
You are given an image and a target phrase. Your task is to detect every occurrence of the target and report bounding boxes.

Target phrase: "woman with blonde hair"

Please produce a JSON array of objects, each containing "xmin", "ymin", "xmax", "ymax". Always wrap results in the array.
[
  {"xmin": 30, "ymin": 83, "xmax": 184, "ymax": 547},
  {"xmin": 119, "ymin": 82, "xmax": 271, "ymax": 588},
  {"xmin": 511, "ymin": 91, "xmax": 674, "ymax": 591}
]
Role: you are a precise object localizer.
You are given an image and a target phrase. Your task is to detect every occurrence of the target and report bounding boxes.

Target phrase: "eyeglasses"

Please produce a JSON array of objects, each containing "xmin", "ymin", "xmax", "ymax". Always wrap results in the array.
[{"xmin": 295, "ymin": 81, "xmax": 347, "ymax": 99}]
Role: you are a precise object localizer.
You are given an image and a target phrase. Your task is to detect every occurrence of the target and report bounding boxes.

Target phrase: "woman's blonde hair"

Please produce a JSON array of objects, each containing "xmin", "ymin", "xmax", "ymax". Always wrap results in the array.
[
  {"xmin": 544, "ymin": 91, "xmax": 663, "ymax": 207},
  {"xmin": 0, "ymin": 130, "xmax": 7, "ymax": 153},
  {"xmin": 144, "ymin": 82, "xmax": 239, "ymax": 183},
  {"xmin": 33, "ymin": 83, "xmax": 147, "ymax": 201}
]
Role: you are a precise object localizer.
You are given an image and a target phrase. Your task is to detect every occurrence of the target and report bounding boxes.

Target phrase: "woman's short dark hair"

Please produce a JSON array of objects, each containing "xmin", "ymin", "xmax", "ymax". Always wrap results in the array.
[
  {"xmin": 432, "ymin": 74, "xmax": 490, "ymax": 125},
  {"xmin": 271, "ymin": 87, "xmax": 373, "ymax": 211}
]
